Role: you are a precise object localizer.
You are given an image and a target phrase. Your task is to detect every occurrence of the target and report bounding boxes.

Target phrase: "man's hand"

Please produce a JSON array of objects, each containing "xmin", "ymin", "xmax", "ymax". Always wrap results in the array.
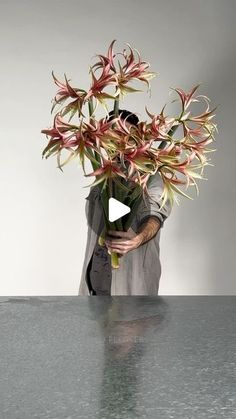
[
  {"xmin": 104, "ymin": 216, "xmax": 161, "ymax": 257},
  {"xmin": 105, "ymin": 228, "xmax": 142, "ymax": 257}
]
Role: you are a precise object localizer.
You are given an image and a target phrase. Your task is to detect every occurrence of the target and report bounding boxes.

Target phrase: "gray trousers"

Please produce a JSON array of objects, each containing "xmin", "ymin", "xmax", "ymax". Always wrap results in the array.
[{"xmin": 86, "ymin": 242, "xmax": 112, "ymax": 295}]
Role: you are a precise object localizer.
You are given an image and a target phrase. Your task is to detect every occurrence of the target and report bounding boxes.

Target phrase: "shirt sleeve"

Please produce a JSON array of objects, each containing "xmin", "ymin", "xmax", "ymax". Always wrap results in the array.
[
  {"xmin": 136, "ymin": 172, "xmax": 173, "ymax": 229},
  {"xmin": 85, "ymin": 186, "xmax": 100, "ymax": 224}
]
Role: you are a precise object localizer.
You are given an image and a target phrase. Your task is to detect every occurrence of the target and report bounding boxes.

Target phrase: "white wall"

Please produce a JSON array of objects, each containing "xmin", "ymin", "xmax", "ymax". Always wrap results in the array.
[{"xmin": 0, "ymin": 0, "xmax": 235, "ymax": 295}]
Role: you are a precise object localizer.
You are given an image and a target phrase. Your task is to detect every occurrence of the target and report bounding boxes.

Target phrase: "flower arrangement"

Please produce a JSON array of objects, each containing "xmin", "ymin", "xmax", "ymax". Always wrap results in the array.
[{"xmin": 41, "ymin": 39, "xmax": 218, "ymax": 268}]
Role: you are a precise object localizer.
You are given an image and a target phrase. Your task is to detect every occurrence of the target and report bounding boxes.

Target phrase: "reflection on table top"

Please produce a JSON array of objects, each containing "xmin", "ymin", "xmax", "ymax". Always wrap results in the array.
[{"xmin": 0, "ymin": 296, "xmax": 235, "ymax": 418}]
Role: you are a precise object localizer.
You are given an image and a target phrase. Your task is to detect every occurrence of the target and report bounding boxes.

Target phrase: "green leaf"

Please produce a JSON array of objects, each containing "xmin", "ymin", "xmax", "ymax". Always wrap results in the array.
[
  {"xmin": 42, "ymin": 142, "xmax": 58, "ymax": 158},
  {"xmin": 58, "ymin": 150, "xmax": 77, "ymax": 168},
  {"xmin": 169, "ymin": 183, "xmax": 194, "ymax": 201}
]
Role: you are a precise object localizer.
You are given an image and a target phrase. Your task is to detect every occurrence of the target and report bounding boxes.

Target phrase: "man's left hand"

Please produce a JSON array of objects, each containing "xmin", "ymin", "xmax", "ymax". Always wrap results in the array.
[{"xmin": 105, "ymin": 228, "xmax": 142, "ymax": 257}]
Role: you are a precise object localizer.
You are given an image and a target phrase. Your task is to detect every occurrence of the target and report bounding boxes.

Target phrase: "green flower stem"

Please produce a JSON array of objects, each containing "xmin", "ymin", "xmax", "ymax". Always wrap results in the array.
[
  {"xmin": 99, "ymin": 95, "xmax": 121, "ymax": 268},
  {"xmin": 158, "ymin": 124, "xmax": 179, "ymax": 150},
  {"xmin": 100, "ymin": 184, "xmax": 120, "ymax": 269},
  {"xmin": 86, "ymin": 148, "xmax": 100, "ymax": 171},
  {"xmin": 111, "ymin": 97, "xmax": 123, "ymax": 232},
  {"xmin": 88, "ymin": 98, "xmax": 101, "ymax": 165},
  {"xmin": 110, "ymin": 178, "xmax": 123, "ymax": 231},
  {"xmin": 111, "ymin": 252, "xmax": 119, "ymax": 269},
  {"xmin": 158, "ymin": 110, "xmax": 185, "ymax": 149},
  {"xmin": 108, "ymin": 177, "xmax": 113, "ymax": 197},
  {"xmin": 100, "ymin": 184, "xmax": 116, "ymax": 231},
  {"xmin": 112, "ymin": 96, "xmax": 120, "ymax": 129},
  {"xmin": 113, "ymin": 97, "xmax": 120, "ymax": 116},
  {"xmin": 123, "ymin": 194, "xmax": 143, "ymax": 231},
  {"xmin": 108, "ymin": 179, "xmax": 122, "ymax": 229}
]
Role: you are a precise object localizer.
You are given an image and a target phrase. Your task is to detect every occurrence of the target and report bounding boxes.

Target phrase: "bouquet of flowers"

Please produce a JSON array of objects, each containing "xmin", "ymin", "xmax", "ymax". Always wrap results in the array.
[{"xmin": 41, "ymin": 39, "xmax": 218, "ymax": 269}]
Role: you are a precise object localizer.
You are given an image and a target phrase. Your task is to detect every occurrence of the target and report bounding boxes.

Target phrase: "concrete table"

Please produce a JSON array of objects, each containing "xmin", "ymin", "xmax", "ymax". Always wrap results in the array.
[{"xmin": 0, "ymin": 296, "xmax": 235, "ymax": 418}]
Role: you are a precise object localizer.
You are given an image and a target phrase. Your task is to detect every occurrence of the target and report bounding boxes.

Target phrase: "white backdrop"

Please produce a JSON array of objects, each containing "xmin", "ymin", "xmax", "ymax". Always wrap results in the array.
[{"xmin": 0, "ymin": 0, "xmax": 235, "ymax": 295}]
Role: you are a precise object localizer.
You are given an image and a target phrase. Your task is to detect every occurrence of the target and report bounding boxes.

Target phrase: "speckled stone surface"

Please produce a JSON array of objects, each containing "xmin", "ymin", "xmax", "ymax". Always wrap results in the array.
[{"xmin": 0, "ymin": 296, "xmax": 235, "ymax": 419}]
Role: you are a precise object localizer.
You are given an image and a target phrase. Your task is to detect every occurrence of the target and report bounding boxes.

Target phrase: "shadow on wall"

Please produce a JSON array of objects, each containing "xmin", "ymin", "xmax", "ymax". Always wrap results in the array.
[{"xmin": 172, "ymin": 47, "xmax": 236, "ymax": 295}]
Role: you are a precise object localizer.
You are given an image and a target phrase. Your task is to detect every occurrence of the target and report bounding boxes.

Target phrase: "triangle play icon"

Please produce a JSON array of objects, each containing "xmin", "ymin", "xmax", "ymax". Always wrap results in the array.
[{"xmin": 108, "ymin": 198, "xmax": 131, "ymax": 222}]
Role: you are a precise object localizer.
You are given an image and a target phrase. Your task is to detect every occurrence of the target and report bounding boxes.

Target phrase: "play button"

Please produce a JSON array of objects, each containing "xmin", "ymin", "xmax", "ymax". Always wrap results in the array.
[{"xmin": 108, "ymin": 198, "xmax": 131, "ymax": 222}]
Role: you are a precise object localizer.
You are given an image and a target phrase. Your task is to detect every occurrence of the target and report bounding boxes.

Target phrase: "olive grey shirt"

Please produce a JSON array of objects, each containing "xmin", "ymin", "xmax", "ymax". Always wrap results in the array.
[{"xmin": 78, "ymin": 172, "xmax": 173, "ymax": 296}]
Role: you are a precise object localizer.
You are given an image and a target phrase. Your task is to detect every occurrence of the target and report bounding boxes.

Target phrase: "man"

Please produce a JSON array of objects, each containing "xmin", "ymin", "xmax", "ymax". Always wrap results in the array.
[{"xmin": 78, "ymin": 109, "xmax": 172, "ymax": 296}]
